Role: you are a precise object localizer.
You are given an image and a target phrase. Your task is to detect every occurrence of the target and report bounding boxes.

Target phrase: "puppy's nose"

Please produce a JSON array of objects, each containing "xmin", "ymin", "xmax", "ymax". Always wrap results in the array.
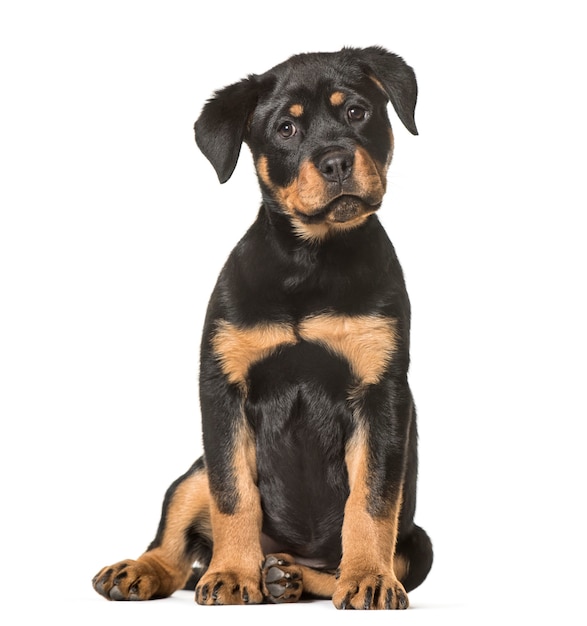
[{"xmin": 317, "ymin": 149, "xmax": 354, "ymax": 184}]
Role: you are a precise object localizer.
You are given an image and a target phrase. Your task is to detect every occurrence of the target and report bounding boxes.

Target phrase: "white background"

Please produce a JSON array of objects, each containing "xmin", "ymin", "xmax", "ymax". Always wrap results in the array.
[{"xmin": 1, "ymin": 1, "xmax": 586, "ymax": 624}]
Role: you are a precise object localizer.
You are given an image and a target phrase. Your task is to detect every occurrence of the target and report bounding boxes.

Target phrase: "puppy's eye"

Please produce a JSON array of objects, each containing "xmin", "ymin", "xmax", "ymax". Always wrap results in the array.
[
  {"xmin": 277, "ymin": 121, "xmax": 297, "ymax": 139},
  {"xmin": 347, "ymin": 106, "xmax": 367, "ymax": 122}
]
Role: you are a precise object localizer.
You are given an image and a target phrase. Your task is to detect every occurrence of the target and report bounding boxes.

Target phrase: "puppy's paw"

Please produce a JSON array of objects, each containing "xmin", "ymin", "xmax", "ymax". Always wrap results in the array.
[
  {"xmin": 333, "ymin": 572, "xmax": 408, "ymax": 610},
  {"xmin": 195, "ymin": 568, "xmax": 264, "ymax": 605},
  {"xmin": 92, "ymin": 559, "xmax": 163, "ymax": 601},
  {"xmin": 262, "ymin": 554, "xmax": 303, "ymax": 603}
]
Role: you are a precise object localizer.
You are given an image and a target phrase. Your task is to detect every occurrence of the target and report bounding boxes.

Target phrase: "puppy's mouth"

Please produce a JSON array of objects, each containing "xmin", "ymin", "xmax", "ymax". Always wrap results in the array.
[{"xmin": 296, "ymin": 195, "xmax": 381, "ymax": 224}]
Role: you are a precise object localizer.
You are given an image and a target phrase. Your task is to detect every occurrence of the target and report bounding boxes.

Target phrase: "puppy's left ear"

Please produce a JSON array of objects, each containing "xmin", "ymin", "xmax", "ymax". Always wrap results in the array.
[
  {"xmin": 357, "ymin": 46, "xmax": 419, "ymax": 135},
  {"xmin": 194, "ymin": 76, "xmax": 261, "ymax": 183}
]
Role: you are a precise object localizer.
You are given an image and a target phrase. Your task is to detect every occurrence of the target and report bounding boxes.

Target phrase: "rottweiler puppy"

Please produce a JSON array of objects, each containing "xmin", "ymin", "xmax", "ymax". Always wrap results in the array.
[{"xmin": 92, "ymin": 45, "xmax": 433, "ymax": 610}]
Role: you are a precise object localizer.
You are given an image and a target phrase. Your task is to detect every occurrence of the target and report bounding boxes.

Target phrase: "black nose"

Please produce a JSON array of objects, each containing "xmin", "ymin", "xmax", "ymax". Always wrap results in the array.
[{"xmin": 317, "ymin": 149, "xmax": 354, "ymax": 183}]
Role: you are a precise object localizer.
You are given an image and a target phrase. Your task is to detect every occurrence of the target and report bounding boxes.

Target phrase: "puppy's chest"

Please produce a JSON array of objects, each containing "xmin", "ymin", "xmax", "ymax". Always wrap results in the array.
[{"xmin": 211, "ymin": 313, "xmax": 397, "ymax": 389}]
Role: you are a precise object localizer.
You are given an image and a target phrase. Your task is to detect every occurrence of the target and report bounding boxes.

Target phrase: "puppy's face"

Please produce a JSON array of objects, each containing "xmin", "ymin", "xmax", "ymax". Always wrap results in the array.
[
  {"xmin": 195, "ymin": 47, "xmax": 418, "ymax": 241},
  {"xmin": 249, "ymin": 67, "xmax": 394, "ymax": 240}
]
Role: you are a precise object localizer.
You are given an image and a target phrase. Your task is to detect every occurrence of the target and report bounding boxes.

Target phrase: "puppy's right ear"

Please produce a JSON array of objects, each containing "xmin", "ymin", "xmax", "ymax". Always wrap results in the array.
[{"xmin": 194, "ymin": 76, "xmax": 261, "ymax": 184}]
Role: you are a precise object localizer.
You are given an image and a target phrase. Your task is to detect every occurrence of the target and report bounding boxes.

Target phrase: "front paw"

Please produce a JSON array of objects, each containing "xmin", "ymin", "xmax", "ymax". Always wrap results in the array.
[
  {"xmin": 333, "ymin": 572, "xmax": 408, "ymax": 610},
  {"xmin": 195, "ymin": 569, "xmax": 263, "ymax": 605},
  {"xmin": 92, "ymin": 559, "xmax": 162, "ymax": 601}
]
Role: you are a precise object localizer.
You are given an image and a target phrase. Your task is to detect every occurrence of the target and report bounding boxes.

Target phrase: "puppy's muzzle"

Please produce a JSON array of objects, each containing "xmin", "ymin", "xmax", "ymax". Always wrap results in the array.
[{"xmin": 304, "ymin": 147, "xmax": 381, "ymax": 224}]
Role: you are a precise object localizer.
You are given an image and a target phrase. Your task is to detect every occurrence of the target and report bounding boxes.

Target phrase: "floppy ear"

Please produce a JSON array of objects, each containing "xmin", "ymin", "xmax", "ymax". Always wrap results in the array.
[
  {"xmin": 194, "ymin": 76, "xmax": 261, "ymax": 183},
  {"xmin": 357, "ymin": 46, "xmax": 419, "ymax": 135}
]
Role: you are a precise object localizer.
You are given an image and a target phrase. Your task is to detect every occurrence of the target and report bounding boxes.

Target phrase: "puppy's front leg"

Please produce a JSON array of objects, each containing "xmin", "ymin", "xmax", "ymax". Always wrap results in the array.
[
  {"xmin": 195, "ymin": 345, "xmax": 264, "ymax": 605},
  {"xmin": 333, "ymin": 383, "xmax": 413, "ymax": 610}
]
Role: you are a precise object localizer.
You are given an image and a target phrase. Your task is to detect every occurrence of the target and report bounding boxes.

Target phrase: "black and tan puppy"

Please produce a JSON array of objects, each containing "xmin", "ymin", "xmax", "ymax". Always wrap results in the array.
[{"xmin": 93, "ymin": 46, "xmax": 433, "ymax": 610}]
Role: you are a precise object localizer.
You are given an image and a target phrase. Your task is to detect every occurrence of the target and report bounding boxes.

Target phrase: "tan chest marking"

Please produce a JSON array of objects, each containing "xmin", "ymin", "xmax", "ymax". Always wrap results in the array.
[
  {"xmin": 212, "ymin": 314, "xmax": 397, "ymax": 387},
  {"xmin": 298, "ymin": 314, "xmax": 397, "ymax": 384},
  {"xmin": 211, "ymin": 320, "xmax": 297, "ymax": 386}
]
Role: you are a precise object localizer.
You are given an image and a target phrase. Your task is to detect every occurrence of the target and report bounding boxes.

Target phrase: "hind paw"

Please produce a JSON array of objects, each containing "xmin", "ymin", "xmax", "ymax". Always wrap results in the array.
[
  {"xmin": 92, "ymin": 559, "xmax": 166, "ymax": 601},
  {"xmin": 262, "ymin": 554, "xmax": 303, "ymax": 603}
]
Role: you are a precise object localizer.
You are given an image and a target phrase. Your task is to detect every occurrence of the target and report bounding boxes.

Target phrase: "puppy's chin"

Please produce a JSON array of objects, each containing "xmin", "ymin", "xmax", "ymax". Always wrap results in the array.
[
  {"xmin": 327, "ymin": 196, "xmax": 366, "ymax": 223},
  {"xmin": 295, "ymin": 196, "xmax": 380, "ymax": 225}
]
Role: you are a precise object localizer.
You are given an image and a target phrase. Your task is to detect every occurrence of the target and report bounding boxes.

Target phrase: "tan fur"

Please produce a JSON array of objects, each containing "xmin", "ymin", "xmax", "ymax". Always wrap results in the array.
[
  {"xmin": 393, "ymin": 553, "xmax": 409, "ymax": 582},
  {"xmin": 278, "ymin": 160, "xmax": 328, "ymax": 215},
  {"xmin": 206, "ymin": 422, "xmax": 262, "ymax": 567},
  {"xmin": 121, "ymin": 470, "xmax": 212, "ymax": 598},
  {"xmin": 352, "ymin": 146, "xmax": 387, "ymax": 199},
  {"xmin": 299, "ymin": 314, "xmax": 397, "ymax": 384},
  {"xmin": 212, "ymin": 314, "xmax": 396, "ymax": 388},
  {"xmin": 212, "ymin": 320, "xmax": 297, "ymax": 387},
  {"xmin": 333, "ymin": 425, "xmax": 407, "ymax": 609},
  {"xmin": 329, "ymin": 91, "xmax": 346, "ymax": 106},
  {"xmin": 262, "ymin": 550, "xmax": 411, "ymax": 602},
  {"xmin": 257, "ymin": 151, "xmax": 387, "ymax": 216},
  {"xmin": 342, "ymin": 426, "xmax": 398, "ymax": 571},
  {"xmin": 289, "ymin": 103, "xmax": 304, "ymax": 117},
  {"xmin": 255, "ymin": 147, "xmax": 389, "ymax": 241},
  {"xmin": 197, "ymin": 422, "xmax": 265, "ymax": 604},
  {"xmin": 155, "ymin": 470, "xmax": 211, "ymax": 565}
]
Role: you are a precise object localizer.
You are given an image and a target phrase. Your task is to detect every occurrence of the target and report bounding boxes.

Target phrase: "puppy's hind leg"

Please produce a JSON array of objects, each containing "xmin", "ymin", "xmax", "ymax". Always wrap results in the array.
[{"xmin": 92, "ymin": 457, "xmax": 213, "ymax": 601}]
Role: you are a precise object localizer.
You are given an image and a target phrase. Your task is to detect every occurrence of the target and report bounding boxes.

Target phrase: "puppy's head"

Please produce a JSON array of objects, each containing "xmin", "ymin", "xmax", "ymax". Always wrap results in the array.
[{"xmin": 195, "ymin": 46, "xmax": 418, "ymax": 240}]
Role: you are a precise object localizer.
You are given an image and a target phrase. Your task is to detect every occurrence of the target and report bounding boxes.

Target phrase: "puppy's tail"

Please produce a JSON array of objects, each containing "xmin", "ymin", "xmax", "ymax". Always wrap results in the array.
[{"xmin": 397, "ymin": 524, "xmax": 434, "ymax": 592}]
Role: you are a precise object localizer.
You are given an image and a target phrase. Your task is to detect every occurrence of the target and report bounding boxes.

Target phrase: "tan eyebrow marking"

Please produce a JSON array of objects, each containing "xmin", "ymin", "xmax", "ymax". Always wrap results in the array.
[
  {"xmin": 329, "ymin": 91, "xmax": 346, "ymax": 106},
  {"xmin": 289, "ymin": 103, "xmax": 304, "ymax": 117}
]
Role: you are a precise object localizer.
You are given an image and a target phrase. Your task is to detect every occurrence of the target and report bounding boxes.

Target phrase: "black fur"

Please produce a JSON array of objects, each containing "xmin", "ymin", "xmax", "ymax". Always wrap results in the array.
[
  {"xmin": 194, "ymin": 45, "xmax": 430, "ymax": 578},
  {"xmin": 93, "ymin": 45, "xmax": 432, "ymax": 609}
]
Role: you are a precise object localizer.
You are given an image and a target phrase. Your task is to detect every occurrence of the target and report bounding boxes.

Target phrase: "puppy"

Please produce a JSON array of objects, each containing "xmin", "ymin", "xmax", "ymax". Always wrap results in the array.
[{"xmin": 93, "ymin": 45, "xmax": 433, "ymax": 610}]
